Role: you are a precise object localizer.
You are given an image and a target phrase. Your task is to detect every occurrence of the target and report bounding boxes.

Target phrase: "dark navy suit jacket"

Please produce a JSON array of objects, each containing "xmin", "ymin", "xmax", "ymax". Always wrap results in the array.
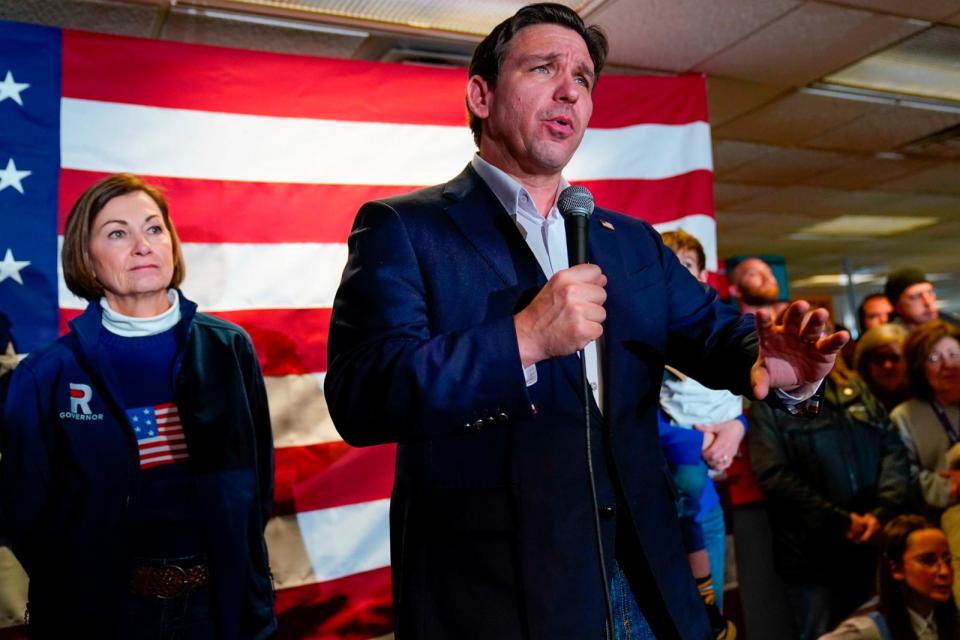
[{"xmin": 326, "ymin": 165, "xmax": 758, "ymax": 639}]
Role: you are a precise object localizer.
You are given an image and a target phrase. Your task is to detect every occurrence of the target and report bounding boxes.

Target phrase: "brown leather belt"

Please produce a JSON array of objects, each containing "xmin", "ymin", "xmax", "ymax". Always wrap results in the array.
[{"xmin": 130, "ymin": 562, "xmax": 209, "ymax": 599}]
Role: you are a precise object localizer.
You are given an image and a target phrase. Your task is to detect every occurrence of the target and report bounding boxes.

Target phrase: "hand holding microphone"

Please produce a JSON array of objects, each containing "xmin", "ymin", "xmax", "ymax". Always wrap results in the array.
[{"xmin": 514, "ymin": 187, "xmax": 605, "ymax": 368}]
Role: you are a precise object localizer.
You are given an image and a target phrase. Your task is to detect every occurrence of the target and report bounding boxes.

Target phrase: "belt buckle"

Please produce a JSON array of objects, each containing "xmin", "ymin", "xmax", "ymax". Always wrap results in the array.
[{"xmin": 156, "ymin": 564, "xmax": 189, "ymax": 599}]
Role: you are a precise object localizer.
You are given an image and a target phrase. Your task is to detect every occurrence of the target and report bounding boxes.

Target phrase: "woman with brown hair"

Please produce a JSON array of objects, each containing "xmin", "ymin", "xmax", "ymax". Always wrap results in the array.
[
  {"xmin": 892, "ymin": 320, "xmax": 960, "ymax": 601},
  {"xmin": 821, "ymin": 514, "xmax": 958, "ymax": 639},
  {"xmin": 0, "ymin": 174, "xmax": 276, "ymax": 638}
]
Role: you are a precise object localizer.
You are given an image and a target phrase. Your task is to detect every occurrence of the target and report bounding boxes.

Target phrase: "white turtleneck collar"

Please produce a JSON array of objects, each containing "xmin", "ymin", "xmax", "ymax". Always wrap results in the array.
[{"xmin": 100, "ymin": 289, "xmax": 182, "ymax": 337}]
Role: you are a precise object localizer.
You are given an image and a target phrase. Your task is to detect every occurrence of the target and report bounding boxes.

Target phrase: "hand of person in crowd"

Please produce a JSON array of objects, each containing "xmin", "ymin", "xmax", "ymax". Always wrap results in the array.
[
  {"xmin": 846, "ymin": 513, "xmax": 868, "ymax": 542},
  {"xmin": 700, "ymin": 430, "xmax": 716, "ymax": 452},
  {"xmin": 750, "ymin": 301, "xmax": 850, "ymax": 400},
  {"xmin": 515, "ymin": 264, "xmax": 607, "ymax": 368},
  {"xmin": 940, "ymin": 469, "xmax": 960, "ymax": 500},
  {"xmin": 695, "ymin": 419, "xmax": 745, "ymax": 471},
  {"xmin": 857, "ymin": 513, "xmax": 881, "ymax": 543}
]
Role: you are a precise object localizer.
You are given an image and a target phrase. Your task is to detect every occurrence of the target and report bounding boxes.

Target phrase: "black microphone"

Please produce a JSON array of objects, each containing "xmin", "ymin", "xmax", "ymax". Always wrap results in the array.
[{"xmin": 558, "ymin": 185, "xmax": 594, "ymax": 266}]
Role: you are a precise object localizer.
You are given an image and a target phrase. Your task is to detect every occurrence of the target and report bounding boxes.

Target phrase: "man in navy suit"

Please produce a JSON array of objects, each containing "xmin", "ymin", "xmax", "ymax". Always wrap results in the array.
[{"xmin": 325, "ymin": 4, "xmax": 847, "ymax": 639}]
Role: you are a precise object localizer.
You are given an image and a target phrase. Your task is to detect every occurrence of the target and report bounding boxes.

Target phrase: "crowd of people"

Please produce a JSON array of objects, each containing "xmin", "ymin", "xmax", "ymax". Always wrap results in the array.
[{"xmin": 0, "ymin": 3, "xmax": 957, "ymax": 639}]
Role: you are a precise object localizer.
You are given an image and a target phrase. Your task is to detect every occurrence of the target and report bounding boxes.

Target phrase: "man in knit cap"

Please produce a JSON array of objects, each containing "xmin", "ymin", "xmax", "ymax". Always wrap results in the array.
[{"xmin": 885, "ymin": 268, "xmax": 960, "ymax": 330}]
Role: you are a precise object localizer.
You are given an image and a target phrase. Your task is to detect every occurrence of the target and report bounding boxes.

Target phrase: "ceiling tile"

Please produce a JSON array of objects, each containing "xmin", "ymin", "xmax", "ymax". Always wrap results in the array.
[
  {"xmin": 727, "ymin": 184, "xmax": 909, "ymax": 215},
  {"xmin": 878, "ymin": 163, "xmax": 960, "ymax": 194},
  {"xmin": 719, "ymin": 146, "xmax": 853, "ymax": 184},
  {"xmin": 713, "ymin": 90, "xmax": 877, "ymax": 145},
  {"xmin": 808, "ymin": 104, "xmax": 960, "ymax": 153},
  {"xmin": 590, "ymin": 0, "xmax": 800, "ymax": 72},
  {"xmin": 695, "ymin": 2, "xmax": 927, "ymax": 85},
  {"xmin": 711, "ymin": 140, "xmax": 775, "ymax": 176},
  {"xmin": 827, "ymin": 0, "xmax": 960, "ymax": 21},
  {"xmin": 947, "ymin": 11, "xmax": 960, "ymax": 26},
  {"xmin": 706, "ymin": 76, "xmax": 788, "ymax": 125},
  {"xmin": 714, "ymin": 182, "xmax": 775, "ymax": 208},
  {"xmin": 800, "ymin": 155, "xmax": 937, "ymax": 189}
]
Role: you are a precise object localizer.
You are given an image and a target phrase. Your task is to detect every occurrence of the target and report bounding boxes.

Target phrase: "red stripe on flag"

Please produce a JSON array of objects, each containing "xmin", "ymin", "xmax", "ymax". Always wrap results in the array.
[
  {"xmin": 63, "ymin": 29, "xmax": 468, "ymax": 125},
  {"xmin": 578, "ymin": 170, "xmax": 714, "ymax": 224},
  {"xmin": 591, "ymin": 74, "xmax": 709, "ymax": 125},
  {"xmin": 274, "ymin": 567, "xmax": 393, "ymax": 640},
  {"xmin": 60, "ymin": 308, "xmax": 332, "ymax": 376},
  {"xmin": 62, "ymin": 31, "xmax": 705, "ymax": 128},
  {"xmin": 59, "ymin": 170, "xmax": 421, "ymax": 242},
  {"xmin": 274, "ymin": 442, "xmax": 396, "ymax": 517}
]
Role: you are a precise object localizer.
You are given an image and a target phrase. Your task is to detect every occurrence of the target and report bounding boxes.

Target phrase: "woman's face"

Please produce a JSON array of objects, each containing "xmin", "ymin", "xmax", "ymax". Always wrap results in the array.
[
  {"xmin": 87, "ymin": 191, "xmax": 174, "ymax": 315},
  {"xmin": 866, "ymin": 343, "xmax": 906, "ymax": 394},
  {"xmin": 923, "ymin": 336, "xmax": 960, "ymax": 402},
  {"xmin": 893, "ymin": 528, "xmax": 953, "ymax": 605}
]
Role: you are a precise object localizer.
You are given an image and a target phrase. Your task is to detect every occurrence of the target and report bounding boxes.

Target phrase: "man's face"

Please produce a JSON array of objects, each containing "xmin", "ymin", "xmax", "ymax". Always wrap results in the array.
[
  {"xmin": 733, "ymin": 258, "xmax": 779, "ymax": 307},
  {"xmin": 896, "ymin": 282, "xmax": 938, "ymax": 326},
  {"xmin": 862, "ymin": 296, "xmax": 893, "ymax": 331},
  {"xmin": 468, "ymin": 23, "xmax": 594, "ymax": 178},
  {"xmin": 675, "ymin": 248, "xmax": 707, "ymax": 283}
]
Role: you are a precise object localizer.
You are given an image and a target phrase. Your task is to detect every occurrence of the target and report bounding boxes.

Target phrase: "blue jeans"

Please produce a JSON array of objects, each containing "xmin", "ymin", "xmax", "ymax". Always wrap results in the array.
[
  {"xmin": 700, "ymin": 504, "xmax": 726, "ymax": 611},
  {"xmin": 609, "ymin": 561, "xmax": 656, "ymax": 640}
]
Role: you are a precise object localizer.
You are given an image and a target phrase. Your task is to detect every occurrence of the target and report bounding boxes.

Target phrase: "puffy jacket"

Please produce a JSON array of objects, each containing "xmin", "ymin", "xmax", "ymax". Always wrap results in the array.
[
  {"xmin": 0, "ymin": 293, "xmax": 276, "ymax": 639},
  {"xmin": 749, "ymin": 371, "xmax": 910, "ymax": 582}
]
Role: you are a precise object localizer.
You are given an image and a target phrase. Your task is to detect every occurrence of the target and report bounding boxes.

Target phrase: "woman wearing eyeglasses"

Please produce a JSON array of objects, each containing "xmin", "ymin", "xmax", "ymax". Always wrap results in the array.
[
  {"xmin": 820, "ymin": 514, "xmax": 958, "ymax": 640},
  {"xmin": 891, "ymin": 320, "xmax": 960, "ymax": 601},
  {"xmin": 855, "ymin": 323, "xmax": 910, "ymax": 414}
]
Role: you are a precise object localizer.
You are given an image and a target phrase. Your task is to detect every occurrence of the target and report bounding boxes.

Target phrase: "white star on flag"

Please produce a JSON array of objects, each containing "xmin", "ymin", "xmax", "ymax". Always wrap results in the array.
[
  {"xmin": 0, "ymin": 71, "xmax": 29, "ymax": 106},
  {"xmin": 0, "ymin": 249, "xmax": 30, "ymax": 285},
  {"xmin": 0, "ymin": 158, "xmax": 31, "ymax": 194}
]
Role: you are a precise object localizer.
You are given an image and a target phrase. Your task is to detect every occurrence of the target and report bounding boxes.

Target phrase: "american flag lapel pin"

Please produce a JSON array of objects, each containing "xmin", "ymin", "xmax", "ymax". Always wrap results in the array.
[{"xmin": 600, "ymin": 220, "xmax": 615, "ymax": 231}]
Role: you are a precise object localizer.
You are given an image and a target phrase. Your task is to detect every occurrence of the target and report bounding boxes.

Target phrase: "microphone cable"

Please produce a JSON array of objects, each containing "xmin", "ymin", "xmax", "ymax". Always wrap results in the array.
[{"xmin": 559, "ymin": 185, "xmax": 614, "ymax": 640}]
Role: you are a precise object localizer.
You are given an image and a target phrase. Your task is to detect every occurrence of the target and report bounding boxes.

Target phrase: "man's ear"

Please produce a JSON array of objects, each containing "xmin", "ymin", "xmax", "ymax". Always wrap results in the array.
[{"xmin": 466, "ymin": 75, "xmax": 492, "ymax": 120}]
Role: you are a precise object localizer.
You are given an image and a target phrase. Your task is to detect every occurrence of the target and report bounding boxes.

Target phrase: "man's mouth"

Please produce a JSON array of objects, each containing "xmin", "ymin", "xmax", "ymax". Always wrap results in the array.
[{"xmin": 545, "ymin": 115, "xmax": 575, "ymax": 136}]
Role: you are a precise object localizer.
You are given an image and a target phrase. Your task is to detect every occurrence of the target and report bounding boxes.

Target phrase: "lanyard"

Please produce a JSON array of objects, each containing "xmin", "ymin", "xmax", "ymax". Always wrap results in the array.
[{"xmin": 930, "ymin": 400, "xmax": 960, "ymax": 446}]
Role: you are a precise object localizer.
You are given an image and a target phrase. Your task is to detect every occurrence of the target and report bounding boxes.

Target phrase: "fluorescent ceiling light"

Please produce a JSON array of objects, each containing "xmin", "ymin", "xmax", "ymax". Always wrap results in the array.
[
  {"xmin": 196, "ymin": 0, "xmax": 590, "ymax": 36},
  {"xmin": 823, "ymin": 25, "xmax": 960, "ymax": 104},
  {"xmin": 793, "ymin": 215, "xmax": 938, "ymax": 238},
  {"xmin": 792, "ymin": 273, "xmax": 882, "ymax": 288}
]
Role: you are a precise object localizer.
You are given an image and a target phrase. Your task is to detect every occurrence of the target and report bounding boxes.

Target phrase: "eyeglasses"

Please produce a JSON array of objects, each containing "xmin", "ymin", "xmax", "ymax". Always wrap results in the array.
[{"xmin": 927, "ymin": 350, "xmax": 960, "ymax": 366}]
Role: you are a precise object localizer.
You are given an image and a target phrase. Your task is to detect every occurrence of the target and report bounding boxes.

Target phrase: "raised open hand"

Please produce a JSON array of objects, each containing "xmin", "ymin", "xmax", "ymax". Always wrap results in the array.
[{"xmin": 750, "ymin": 301, "xmax": 849, "ymax": 400}]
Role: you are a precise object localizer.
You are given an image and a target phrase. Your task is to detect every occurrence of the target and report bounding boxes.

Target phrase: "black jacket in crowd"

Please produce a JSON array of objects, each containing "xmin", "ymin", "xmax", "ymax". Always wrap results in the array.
[{"xmin": 748, "ymin": 370, "xmax": 911, "ymax": 584}]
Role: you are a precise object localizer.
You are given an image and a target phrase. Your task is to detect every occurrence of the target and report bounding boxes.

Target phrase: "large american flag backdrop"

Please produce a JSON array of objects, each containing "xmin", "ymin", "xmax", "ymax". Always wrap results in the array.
[{"xmin": 0, "ymin": 17, "xmax": 715, "ymax": 639}]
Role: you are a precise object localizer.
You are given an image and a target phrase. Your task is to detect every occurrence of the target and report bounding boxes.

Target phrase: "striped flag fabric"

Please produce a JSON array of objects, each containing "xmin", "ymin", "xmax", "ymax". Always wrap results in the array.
[
  {"xmin": 0, "ymin": 17, "xmax": 714, "ymax": 639},
  {"xmin": 128, "ymin": 402, "xmax": 189, "ymax": 470}
]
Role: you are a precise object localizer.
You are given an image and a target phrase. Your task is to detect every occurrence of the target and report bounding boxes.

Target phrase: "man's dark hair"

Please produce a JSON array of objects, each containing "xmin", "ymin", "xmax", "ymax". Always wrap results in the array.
[
  {"xmin": 466, "ymin": 3, "xmax": 609, "ymax": 147},
  {"xmin": 857, "ymin": 292, "xmax": 889, "ymax": 334}
]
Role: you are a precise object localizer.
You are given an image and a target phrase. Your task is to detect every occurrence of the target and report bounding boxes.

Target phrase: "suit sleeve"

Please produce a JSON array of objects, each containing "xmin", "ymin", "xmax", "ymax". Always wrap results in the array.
[
  {"xmin": 325, "ymin": 201, "xmax": 532, "ymax": 447},
  {"xmin": 871, "ymin": 412, "xmax": 910, "ymax": 522},
  {"xmin": 0, "ymin": 363, "xmax": 52, "ymax": 569}
]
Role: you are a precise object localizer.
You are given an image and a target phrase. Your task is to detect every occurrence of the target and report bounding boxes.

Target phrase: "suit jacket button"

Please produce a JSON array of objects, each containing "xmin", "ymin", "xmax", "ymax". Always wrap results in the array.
[
  {"xmin": 472, "ymin": 419, "xmax": 485, "ymax": 430},
  {"xmin": 598, "ymin": 505, "xmax": 616, "ymax": 518},
  {"xmin": 485, "ymin": 416, "xmax": 496, "ymax": 425},
  {"xmin": 497, "ymin": 412, "xmax": 509, "ymax": 422}
]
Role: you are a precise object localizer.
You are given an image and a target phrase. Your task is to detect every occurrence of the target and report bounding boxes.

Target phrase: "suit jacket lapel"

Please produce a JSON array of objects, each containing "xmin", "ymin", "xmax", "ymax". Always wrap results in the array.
[{"xmin": 442, "ymin": 165, "xmax": 545, "ymax": 292}]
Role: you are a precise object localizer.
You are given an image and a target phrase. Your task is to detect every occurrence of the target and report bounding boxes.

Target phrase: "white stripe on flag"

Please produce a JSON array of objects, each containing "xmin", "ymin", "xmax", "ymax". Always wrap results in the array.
[
  {"xmin": 61, "ymin": 98, "xmax": 711, "ymax": 184},
  {"xmin": 296, "ymin": 499, "xmax": 391, "ymax": 583},
  {"xmin": 59, "ymin": 240, "xmax": 348, "ymax": 311}
]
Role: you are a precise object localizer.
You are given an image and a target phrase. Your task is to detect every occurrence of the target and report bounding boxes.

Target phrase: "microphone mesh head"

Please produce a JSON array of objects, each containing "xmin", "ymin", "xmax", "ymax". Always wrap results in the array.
[{"xmin": 558, "ymin": 185, "xmax": 595, "ymax": 219}]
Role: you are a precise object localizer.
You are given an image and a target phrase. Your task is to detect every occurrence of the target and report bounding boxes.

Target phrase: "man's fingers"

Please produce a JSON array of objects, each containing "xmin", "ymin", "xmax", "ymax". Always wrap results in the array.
[
  {"xmin": 751, "ymin": 362, "xmax": 770, "ymax": 400},
  {"xmin": 781, "ymin": 300, "xmax": 810, "ymax": 335},
  {"xmin": 817, "ymin": 330, "xmax": 850, "ymax": 355}
]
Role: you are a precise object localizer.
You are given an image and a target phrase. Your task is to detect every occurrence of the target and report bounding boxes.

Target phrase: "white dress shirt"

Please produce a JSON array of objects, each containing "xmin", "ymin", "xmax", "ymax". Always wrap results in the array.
[{"xmin": 471, "ymin": 154, "xmax": 604, "ymax": 411}]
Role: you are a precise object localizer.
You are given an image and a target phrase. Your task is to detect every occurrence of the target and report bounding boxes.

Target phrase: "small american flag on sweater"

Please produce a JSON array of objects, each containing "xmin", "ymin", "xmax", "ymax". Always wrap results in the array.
[{"xmin": 127, "ymin": 402, "xmax": 189, "ymax": 470}]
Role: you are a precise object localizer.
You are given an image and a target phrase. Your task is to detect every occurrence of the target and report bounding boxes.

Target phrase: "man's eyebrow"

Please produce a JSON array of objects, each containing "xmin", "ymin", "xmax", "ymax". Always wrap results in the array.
[{"xmin": 516, "ymin": 52, "xmax": 595, "ymax": 81}]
